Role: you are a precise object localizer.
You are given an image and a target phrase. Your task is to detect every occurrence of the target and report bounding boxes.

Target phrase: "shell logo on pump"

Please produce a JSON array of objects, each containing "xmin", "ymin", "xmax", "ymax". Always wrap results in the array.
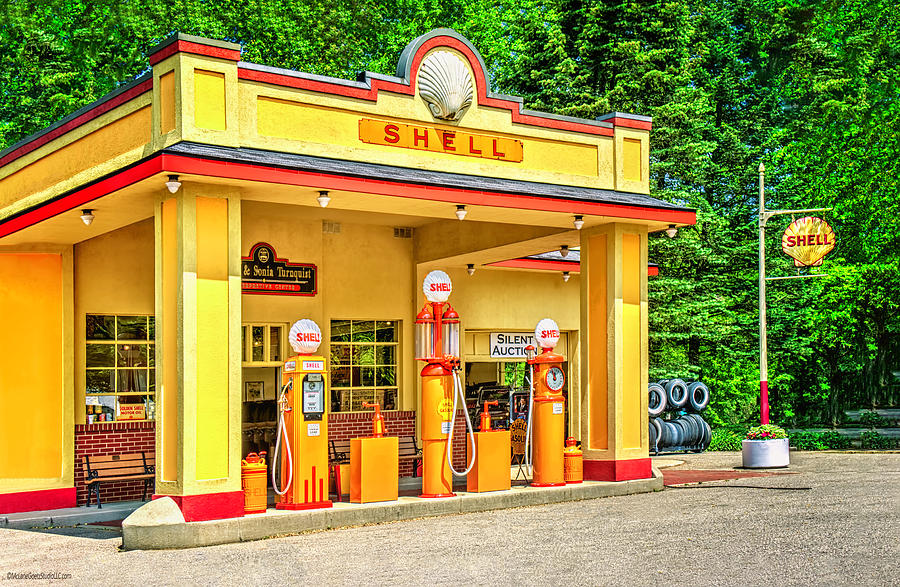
[
  {"xmin": 423, "ymin": 270, "xmax": 452, "ymax": 303},
  {"xmin": 289, "ymin": 319, "xmax": 322, "ymax": 354},
  {"xmin": 534, "ymin": 318, "xmax": 560, "ymax": 350},
  {"xmin": 781, "ymin": 216, "xmax": 836, "ymax": 267}
]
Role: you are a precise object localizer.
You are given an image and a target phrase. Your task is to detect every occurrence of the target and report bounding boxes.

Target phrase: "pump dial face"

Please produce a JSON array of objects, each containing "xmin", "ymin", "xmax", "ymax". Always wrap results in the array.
[{"xmin": 545, "ymin": 366, "xmax": 565, "ymax": 392}]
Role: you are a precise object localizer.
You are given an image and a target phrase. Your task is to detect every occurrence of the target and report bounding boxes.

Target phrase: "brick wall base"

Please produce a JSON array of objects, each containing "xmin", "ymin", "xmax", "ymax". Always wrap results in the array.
[
  {"xmin": 75, "ymin": 421, "xmax": 155, "ymax": 506},
  {"xmin": 74, "ymin": 410, "xmax": 460, "ymax": 506},
  {"xmin": 328, "ymin": 410, "xmax": 467, "ymax": 475}
]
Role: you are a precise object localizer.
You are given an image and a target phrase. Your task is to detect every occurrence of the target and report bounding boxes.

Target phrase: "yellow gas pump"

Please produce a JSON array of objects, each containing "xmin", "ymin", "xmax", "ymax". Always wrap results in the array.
[
  {"xmin": 273, "ymin": 319, "xmax": 333, "ymax": 510},
  {"xmin": 528, "ymin": 318, "xmax": 567, "ymax": 487}
]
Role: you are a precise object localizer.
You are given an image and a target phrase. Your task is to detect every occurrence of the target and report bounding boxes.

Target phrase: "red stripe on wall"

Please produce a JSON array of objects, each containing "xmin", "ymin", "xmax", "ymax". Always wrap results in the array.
[{"xmin": 0, "ymin": 487, "xmax": 76, "ymax": 514}]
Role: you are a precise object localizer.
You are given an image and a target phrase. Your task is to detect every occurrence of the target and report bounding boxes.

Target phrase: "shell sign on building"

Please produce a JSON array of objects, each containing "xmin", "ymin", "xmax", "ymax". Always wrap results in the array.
[{"xmin": 781, "ymin": 216, "xmax": 836, "ymax": 266}]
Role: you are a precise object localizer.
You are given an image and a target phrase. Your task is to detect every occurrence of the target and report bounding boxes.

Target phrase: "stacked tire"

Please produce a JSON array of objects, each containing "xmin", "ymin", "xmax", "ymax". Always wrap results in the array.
[{"xmin": 648, "ymin": 379, "xmax": 712, "ymax": 455}]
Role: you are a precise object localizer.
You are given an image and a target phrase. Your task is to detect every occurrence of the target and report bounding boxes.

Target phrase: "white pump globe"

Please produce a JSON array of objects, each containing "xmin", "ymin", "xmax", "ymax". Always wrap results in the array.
[
  {"xmin": 534, "ymin": 318, "xmax": 561, "ymax": 350},
  {"xmin": 289, "ymin": 319, "xmax": 323, "ymax": 354},
  {"xmin": 423, "ymin": 270, "xmax": 452, "ymax": 303}
]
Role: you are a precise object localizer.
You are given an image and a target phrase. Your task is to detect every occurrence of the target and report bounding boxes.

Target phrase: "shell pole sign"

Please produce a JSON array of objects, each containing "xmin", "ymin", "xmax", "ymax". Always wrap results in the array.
[{"xmin": 781, "ymin": 216, "xmax": 836, "ymax": 267}]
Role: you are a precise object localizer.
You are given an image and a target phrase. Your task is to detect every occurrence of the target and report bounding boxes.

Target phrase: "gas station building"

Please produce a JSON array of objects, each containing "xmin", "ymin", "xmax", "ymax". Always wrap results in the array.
[{"xmin": 0, "ymin": 30, "xmax": 694, "ymax": 521}]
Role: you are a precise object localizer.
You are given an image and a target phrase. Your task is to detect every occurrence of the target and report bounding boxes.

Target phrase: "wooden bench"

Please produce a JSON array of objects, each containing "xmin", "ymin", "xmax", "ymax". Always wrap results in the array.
[
  {"xmin": 82, "ymin": 452, "xmax": 155, "ymax": 508},
  {"xmin": 329, "ymin": 436, "xmax": 421, "ymax": 500}
]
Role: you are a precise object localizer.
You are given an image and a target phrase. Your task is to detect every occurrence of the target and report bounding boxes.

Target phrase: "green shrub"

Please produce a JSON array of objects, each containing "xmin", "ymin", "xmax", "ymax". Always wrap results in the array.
[
  {"xmin": 860, "ymin": 430, "xmax": 899, "ymax": 450},
  {"xmin": 859, "ymin": 410, "xmax": 887, "ymax": 428},
  {"xmin": 791, "ymin": 430, "xmax": 852, "ymax": 450},
  {"xmin": 708, "ymin": 428, "xmax": 743, "ymax": 451}
]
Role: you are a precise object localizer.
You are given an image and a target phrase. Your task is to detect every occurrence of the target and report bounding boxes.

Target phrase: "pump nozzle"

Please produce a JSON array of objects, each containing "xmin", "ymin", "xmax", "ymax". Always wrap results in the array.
[
  {"xmin": 480, "ymin": 400, "xmax": 499, "ymax": 432},
  {"xmin": 362, "ymin": 402, "xmax": 387, "ymax": 438}
]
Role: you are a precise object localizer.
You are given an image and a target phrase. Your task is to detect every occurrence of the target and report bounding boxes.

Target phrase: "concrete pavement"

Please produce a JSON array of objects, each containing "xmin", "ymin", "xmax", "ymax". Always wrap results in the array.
[{"xmin": 0, "ymin": 452, "xmax": 897, "ymax": 586}]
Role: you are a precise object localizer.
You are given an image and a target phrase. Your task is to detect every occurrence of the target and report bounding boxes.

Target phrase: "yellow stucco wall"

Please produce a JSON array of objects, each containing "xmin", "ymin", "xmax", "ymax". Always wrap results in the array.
[
  {"xmin": 73, "ymin": 220, "xmax": 156, "ymax": 425},
  {"xmin": 0, "ymin": 103, "xmax": 152, "ymax": 219},
  {"xmin": 0, "ymin": 249, "xmax": 73, "ymax": 493}
]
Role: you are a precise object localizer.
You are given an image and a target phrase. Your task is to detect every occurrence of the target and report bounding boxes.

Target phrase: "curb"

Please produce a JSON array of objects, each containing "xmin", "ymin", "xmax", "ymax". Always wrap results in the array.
[{"xmin": 122, "ymin": 470, "xmax": 663, "ymax": 550}]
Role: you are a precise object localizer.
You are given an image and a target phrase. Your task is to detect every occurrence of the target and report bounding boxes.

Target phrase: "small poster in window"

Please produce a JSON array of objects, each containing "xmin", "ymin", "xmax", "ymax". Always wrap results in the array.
[
  {"xmin": 118, "ymin": 404, "xmax": 146, "ymax": 420},
  {"xmin": 245, "ymin": 381, "xmax": 264, "ymax": 402}
]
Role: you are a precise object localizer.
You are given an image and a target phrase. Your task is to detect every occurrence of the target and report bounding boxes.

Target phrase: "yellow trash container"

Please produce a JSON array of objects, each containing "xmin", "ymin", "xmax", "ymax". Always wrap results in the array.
[{"xmin": 241, "ymin": 452, "xmax": 268, "ymax": 514}]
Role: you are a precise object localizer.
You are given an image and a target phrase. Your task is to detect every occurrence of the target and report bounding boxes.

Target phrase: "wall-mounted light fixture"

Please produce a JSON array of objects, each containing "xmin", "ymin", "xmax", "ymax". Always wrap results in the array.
[
  {"xmin": 562, "ymin": 271, "xmax": 571, "ymax": 282},
  {"xmin": 80, "ymin": 209, "xmax": 95, "ymax": 226},
  {"xmin": 560, "ymin": 245, "xmax": 569, "ymax": 258},
  {"xmin": 317, "ymin": 191, "xmax": 331, "ymax": 208},
  {"xmin": 665, "ymin": 224, "xmax": 678, "ymax": 238},
  {"xmin": 573, "ymin": 215, "xmax": 584, "ymax": 230},
  {"xmin": 455, "ymin": 205, "xmax": 467, "ymax": 221},
  {"xmin": 165, "ymin": 175, "xmax": 181, "ymax": 194},
  {"xmin": 466, "ymin": 263, "xmax": 475, "ymax": 276}
]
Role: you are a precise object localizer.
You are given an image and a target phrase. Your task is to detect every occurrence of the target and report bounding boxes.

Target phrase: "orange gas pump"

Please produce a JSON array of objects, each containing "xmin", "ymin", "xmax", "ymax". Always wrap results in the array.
[
  {"xmin": 273, "ymin": 319, "xmax": 333, "ymax": 510},
  {"xmin": 528, "ymin": 318, "xmax": 567, "ymax": 487},
  {"xmin": 416, "ymin": 270, "xmax": 476, "ymax": 498}
]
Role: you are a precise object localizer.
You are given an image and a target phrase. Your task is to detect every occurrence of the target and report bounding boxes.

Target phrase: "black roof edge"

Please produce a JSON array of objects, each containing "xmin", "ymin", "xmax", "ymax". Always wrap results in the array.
[{"xmin": 163, "ymin": 141, "xmax": 694, "ymax": 214}]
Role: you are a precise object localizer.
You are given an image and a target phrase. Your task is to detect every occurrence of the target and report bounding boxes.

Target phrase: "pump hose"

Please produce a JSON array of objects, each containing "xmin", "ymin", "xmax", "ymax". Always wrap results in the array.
[
  {"xmin": 524, "ymin": 363, "xmax": 535, "ymax": 477},
  {"xmin": 271, "ymin": 382, "xmax": 293, "ymax": 496},
  {"xmin": 446, "ymin": 369, "xmax": 477, "ymax": 476}
]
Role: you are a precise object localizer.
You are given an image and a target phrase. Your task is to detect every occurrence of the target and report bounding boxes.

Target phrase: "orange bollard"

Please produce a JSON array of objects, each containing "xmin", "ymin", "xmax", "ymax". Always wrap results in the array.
[{"xmin": 241, "ymin": 452, "xmax": 268, "ymax": 514}]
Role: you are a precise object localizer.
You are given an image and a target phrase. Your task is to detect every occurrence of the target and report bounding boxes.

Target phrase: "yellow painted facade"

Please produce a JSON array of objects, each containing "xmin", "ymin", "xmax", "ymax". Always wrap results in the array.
[
  {"xmin": 0, "ymin": 248, "xmax": 73, "ymax": 494},
  {"xmin": 579, "ymin": 223, "xmax": 649, "ymax": 463},
  {"xmin": 154, "ymin": 184, "xmax": 242, "ymax": 497},
  {"xmin": 0, "ymin": 30, "xmax": 691, "ymax": 512}
]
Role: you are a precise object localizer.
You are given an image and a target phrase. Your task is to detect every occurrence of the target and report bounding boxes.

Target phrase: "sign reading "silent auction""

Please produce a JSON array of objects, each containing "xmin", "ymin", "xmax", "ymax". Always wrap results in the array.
[{"xmin": 490, "ymin": 332, "xmax": 536, "ymax": 358}]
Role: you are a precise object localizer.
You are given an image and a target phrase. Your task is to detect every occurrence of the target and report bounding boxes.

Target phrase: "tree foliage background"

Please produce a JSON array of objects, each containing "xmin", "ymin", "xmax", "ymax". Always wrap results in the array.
[{"xmin": 2, "ymin": 0, "xmax": 897, "ymax": 426}]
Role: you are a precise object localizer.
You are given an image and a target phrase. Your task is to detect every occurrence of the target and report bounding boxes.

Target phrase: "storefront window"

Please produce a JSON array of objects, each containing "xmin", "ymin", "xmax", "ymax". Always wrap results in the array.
[
  {"xmin": 85, "ymin": 314, "xmax": 155, "ymax": 422},
  {"xmin": 330, "ymin": 320, "xmax": 399, "ymax": 412},
  {"xmin": 241, "ymin": 323, "xmax": 285, "ymax": 366}
]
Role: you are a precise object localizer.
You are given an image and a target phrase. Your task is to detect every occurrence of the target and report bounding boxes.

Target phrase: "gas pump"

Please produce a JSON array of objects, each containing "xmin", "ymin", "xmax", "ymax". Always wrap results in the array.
[
  {"xmin": 272, "ymin": 319, "xmax": 333, "ymax": 510},
  {"xmin": 415, "ymin": 270, "xmax": 476, "ymax": 498},
  {"xmin": 527, "ymin": 318, "xmax": 567, "ymax": 487}
]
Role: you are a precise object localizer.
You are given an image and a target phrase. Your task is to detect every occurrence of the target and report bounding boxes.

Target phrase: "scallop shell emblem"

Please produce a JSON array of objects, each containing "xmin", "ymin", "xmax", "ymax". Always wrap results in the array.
[
  {"xmin": 418, "ymin": 51, "xmax": 474, "ymax": 121},
  {"xmin": 781, "ymin": 216, "xmax": 836, "ymax": 267}
]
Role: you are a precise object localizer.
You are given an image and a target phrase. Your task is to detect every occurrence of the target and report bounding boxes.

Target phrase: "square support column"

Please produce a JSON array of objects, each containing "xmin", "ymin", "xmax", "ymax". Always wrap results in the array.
[
  {"xmin": 579, "ymin": 223, "xmax": 650, "ymax": 481},
  {"xmin": 0, "ymin": 248, "xmax": 75, "ymax": 513},
  {"xmin": 153, "ymin": 184, "xmax": 243, "ymax": 521}
]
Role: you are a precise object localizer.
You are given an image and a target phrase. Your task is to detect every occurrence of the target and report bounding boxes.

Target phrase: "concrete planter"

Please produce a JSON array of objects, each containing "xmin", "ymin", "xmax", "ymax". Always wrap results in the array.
[{"xmin": 742, "ymin": 438, "xmax": 790, "ymax": 468}]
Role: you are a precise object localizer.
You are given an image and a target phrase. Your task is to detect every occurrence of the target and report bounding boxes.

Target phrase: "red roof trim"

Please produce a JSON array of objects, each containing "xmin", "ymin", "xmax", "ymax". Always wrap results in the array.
[
  {"xmin": 607, "ymin": 117, "xmax": 652, "ymax": 131},
  {"xmin": 0, "ymin": 153, "xmax": 696, "ymax": 240},
  {"xmin": 160, "ymin": 154, "xmax": 697, "ymax": 223},
  {"xmin": 0, "ymin": 79, "xmax": 153, "ymax": 169},
  {"xmin": 239, "ymin": 35, "xmax": 614, "ymax": 138},
  {"xmin": 489, "ymin": 257, "xmax": 660, "ymax": 276},
  {"xmin": 149, "ymin": 40, "xmax": 241, "ymax": 66},
  {"xmin": 488, "ymin": 259, "xmax": 581, "ymax": 272},
  {"xmin": 0, "ymin": 158, "xmax": 163, "ymax": 239}
]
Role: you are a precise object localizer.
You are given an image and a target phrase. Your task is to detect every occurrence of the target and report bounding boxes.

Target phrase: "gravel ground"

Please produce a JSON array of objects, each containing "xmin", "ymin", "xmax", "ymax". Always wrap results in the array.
[{"xmin": 1, "ymin": 452, "xmax": 897, "ymax": 586}]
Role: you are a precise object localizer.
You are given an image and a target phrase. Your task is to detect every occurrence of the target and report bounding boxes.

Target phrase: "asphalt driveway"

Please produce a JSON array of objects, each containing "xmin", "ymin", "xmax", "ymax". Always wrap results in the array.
[{"xmin": 1, "ymin": 452, "xmax": 897, "ymax": 586}]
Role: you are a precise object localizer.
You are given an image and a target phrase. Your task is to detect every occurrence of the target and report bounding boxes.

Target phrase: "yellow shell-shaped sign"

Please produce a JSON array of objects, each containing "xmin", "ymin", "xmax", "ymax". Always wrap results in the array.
[{"xmin": 781, "ymin": 216, "xmax": 836, "ymax": 267}]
